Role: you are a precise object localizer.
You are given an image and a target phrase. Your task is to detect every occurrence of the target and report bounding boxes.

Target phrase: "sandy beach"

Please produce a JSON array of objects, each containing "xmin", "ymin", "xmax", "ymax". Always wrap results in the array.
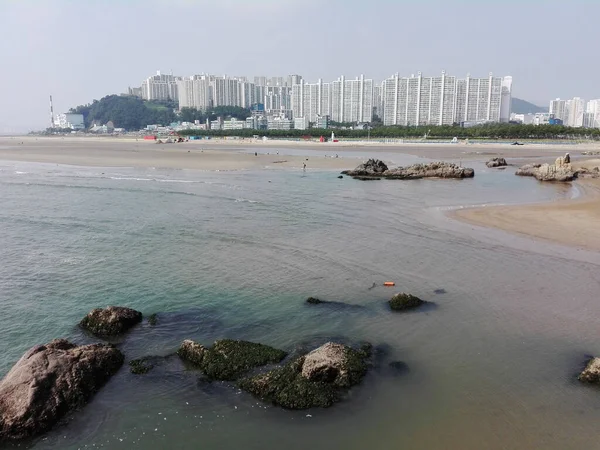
[{"xmin": 453, "ymin": 159, "xmax": 600, "ymax": 251}]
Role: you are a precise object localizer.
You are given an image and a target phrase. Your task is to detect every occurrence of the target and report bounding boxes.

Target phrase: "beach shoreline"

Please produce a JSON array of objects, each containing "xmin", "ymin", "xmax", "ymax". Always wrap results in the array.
[{"xmin": 451, "ymin": 172, "xmax": 600, "ymax": 251}]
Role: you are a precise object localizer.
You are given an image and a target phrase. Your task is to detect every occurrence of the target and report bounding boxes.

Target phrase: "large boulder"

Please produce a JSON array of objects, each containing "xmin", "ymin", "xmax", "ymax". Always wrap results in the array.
[
  {"xmin": 239, "ymin": 342, "xmax": 370, "ymax": 409},
  {"xmin": 579, "ymin": 357, "xmax": 600, "ymax": 383},
  {"xmin": 389, "ymin": 293, "xmax": 424, "ymax": 311},
  {"xmin": 486, "ymin": 157, "xmax": 507, "ymax": 168},
  {"xmin": 342, "ymin": 160, "xmax": 474, "ymax": 180},
  {"xmin": 341, "ymin": 159, "xmax": 388, "ymax": 176},
  {"xmin": 0, "ymin": 339, "xmax": 123, "ymax": 441},
  {"xmin": 80, "ymin": 306, "xmax": 143, "ymax": 337},
  {"xmin": 516, "ymin": 163, "xmax": 576, "ymax": 182},
  {"xmin": 177, "ymin": 339, "xmax": 287, "ymax": 381}
]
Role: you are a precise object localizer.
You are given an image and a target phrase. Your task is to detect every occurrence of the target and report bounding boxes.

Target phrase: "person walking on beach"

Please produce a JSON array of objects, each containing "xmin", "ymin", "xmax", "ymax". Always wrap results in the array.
[{"xmin": 303, "ymin": 162, "xmax": 306, "ymax": 171}]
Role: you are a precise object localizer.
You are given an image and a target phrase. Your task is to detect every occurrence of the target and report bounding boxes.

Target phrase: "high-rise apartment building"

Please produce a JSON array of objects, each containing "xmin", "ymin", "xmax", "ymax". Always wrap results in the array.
[
  {"xmin": 586, "ymin": 99, "xmax": 600, "ymax": 128},
  {"xmin": 142, "ymin": 71, "xmax": 179, "ymax": 101},
  {"xmin": 549, "ymin": 98, "xmax": 568, "ymax": 122},
  {"xmin": 382, "ymin": 72, "xmax": 511, "ymax": 126},
  {"xmin": 566, "ymin": 97, "xmax": 585, "ymax": 127}
]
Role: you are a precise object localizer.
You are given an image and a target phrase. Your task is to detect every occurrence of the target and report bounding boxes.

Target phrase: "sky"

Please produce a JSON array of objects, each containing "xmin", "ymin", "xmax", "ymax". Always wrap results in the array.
[{"xmin": 0, "ymin": 0, "xmax": 598, "ymax": 132}]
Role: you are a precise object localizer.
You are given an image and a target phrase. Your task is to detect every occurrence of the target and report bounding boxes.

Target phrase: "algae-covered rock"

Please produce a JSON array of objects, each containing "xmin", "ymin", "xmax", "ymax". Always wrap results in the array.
[
  {"xmin": 177, "ymin": 340, "xmax": 206, "ymax": 366},
  {"xmin": 389, "ymin": 293, "xmax": 424, "ymax": 311},
  {"xmin": 0, "ymin": 339, "xmax": 123, "ymax": 441},
  {"xmin": 80, "ymin": 306, "xmax": 143, "ymax": 337},
  {"xmin": 147, "ymin": 313, "xmax": 158, "ymax": 326},
  {"xmin": 239, "ymin": 342, "xmax": 369, "ymax": 409},
  {"xmin": 579, "ymin": 357, "xmax": 600, "ymax": 383},
  {"xmin": 129, "ymin": 358, "xmax": 154, "ymax": 375},
  {"xmin": 178, "ymin": 339, "xmax": 287, "ymax": 381}
]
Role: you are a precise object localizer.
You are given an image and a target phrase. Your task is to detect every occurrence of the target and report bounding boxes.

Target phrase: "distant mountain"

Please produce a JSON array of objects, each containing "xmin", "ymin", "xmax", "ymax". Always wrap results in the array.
[{"xmin": 512, "ymin": 98, "xmax": 548, "ymax": 114}]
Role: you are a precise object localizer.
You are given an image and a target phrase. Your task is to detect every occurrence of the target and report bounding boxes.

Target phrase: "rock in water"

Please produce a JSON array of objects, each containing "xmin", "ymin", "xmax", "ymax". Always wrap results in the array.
[
  {"xmin": 389, "ymin": 293, "xmax": 424, "ymax": 311},
  {"xmin": 486, "ymin": 157, "xmax": 507, "ymax": 168},
  {"xmin": 0, "ymin": 339, "xmax": 124, "ymax": 441},
  {"xmin": 239, "ymin": 342, "xmax": 369, "ymax": 409},
  {"xmin": 342, "ymin": 158, "xmax": 388, "ymax": 176},
  {"xmin": 80, "ymin": 306, "xmax": 143, "ymax": 337},
  {"xmin": 579, "ymin": 357, "xmax": 600, "ymax": 383},
  {"xmin": 515, "ymin": 162, "xmax": 576, "ymax": 182},
  {"xmin": 342, "ymin": 160, "xmax": 474, "ymax": 180},
  {"xmin": 177, "ymin": 339, "xmax": 287, "ymax": 381},
  {"xmin": 306, "ymin": 297, "xmax": 323, "ymax": 304}
]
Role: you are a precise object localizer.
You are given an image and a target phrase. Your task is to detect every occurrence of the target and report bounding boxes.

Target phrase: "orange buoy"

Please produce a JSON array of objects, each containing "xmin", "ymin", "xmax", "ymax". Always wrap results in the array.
[{"xmin": 384, "ymin": 282, "xmax": 395, "ymax": 287}]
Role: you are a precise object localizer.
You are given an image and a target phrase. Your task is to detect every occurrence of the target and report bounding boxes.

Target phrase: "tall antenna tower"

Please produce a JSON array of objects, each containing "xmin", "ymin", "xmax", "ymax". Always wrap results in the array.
[{"xmin": 49, "ymin": 95, "xmax": 55, "ymax": 128}]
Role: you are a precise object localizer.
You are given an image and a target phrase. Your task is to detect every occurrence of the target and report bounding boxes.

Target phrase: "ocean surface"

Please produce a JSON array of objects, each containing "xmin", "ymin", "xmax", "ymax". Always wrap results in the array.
[{"xmin": 2, "ymin": 151, "xmax": 600, "ymax": 450}]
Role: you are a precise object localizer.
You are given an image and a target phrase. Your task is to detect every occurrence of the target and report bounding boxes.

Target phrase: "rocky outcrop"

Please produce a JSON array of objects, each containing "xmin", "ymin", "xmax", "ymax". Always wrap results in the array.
[
  {"xmin": 515, "ymin": 154, "xmax": 577, "ymax": 182},
  {"xmin": 343, "ymin": 159, "xmax": 389, "ymax": 176},
  {"xmin": 0, "ymin": 339, "xmax": 123, "ymax": 441},
  {"xmin": 342, "ymin": 159, "xmax": 474, "ymax": 180},
  {"xmin": 80, "ymin": 306, "xmax": 143, "ymax": 337},
  {"xmin": 515, "ymin": 163, "xmax": 576, "ymax": 182},
  {"xmin": 579, "ymin": 357, "xmax": 600, "ymax": 383},
  {"xmin": 486, "ymin": 157, "xmax": 507, "ymax": 168},
  {"xmin": 239, "ymin": 342, "xmax": 370, "ymax": 409},
  {"xmin": 389, "ymin": 293, "xmax": 424, "ymax": 311},
  {"xmin": 177, "ymin": 339, "xmax": 287, "ymax": 381}
]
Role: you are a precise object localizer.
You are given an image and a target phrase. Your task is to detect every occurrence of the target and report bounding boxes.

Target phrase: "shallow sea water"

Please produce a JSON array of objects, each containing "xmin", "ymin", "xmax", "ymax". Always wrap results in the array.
[{"xmin": 1, "ymin": 154, "xmax": 600, "ymax": 450}]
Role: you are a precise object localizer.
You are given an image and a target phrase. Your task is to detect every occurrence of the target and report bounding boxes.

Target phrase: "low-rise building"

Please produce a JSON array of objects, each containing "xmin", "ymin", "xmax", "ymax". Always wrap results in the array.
[
  {"xmin": 267, "ymin": 116, "xmax": 292, "ymax": 130},
  {"xmin": 223, "ymin": 118, "xmax": 246, "ymax": 130},
  {"xmin": 294, "ymin": 117, "xmax": 309, "ymax": 130},
  {"xmin": 54, "ymin": 113, "xmax": 85, "ymax": 130}
]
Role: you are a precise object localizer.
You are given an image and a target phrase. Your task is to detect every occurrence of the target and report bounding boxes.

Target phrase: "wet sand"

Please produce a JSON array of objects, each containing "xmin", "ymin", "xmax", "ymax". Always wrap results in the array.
[
  {"xmin": 453, "ymin": 158, "xmax": 600, "ymax": 251},
  {"xmin": 0, "ymin": 137, "xmax": 352, "ymax": 171}
]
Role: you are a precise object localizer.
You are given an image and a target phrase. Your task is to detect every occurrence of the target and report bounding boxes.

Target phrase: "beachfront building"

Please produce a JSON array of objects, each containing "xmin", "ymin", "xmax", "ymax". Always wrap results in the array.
[
  {"xmin": 142, "ymin": 71, "xmax": 179, "ymax": 101},
  {"xmin": 382, "ymin": 72, "xmax": 512, "ymax": 126},
  {"xmin": 53, "ymin": 113, "xmax": 85, "ymax": 130},
  {"xmin": 222, "ymin": 118, "xmax": 246, "ymax": 130},
  {"xmin": 267, "ymin": 116, "xmax": 292, "ymax": 130},
  {"xmin": 294, "ymin": 116, "xmax": 309, "ymax": 130}
]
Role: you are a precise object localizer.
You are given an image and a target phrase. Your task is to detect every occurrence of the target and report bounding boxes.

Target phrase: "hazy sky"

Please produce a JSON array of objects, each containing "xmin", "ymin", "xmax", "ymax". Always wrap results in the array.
[{"xmin": 1, "ymin": 0, "xmax": 598, "ymax": 132}]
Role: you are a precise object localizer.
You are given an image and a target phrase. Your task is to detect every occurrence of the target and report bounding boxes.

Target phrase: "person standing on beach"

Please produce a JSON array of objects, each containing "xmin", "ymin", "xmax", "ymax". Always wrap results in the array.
[{"xmin": 303, "ymin": 163, "xmax": 306, "ymax": 171}]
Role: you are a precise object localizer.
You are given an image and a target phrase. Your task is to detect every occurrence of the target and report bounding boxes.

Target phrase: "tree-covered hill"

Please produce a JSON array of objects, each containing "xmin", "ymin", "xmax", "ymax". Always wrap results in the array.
[{"xmin": 69, "ymin": 95, "xmax": 178, "ymax": 130}]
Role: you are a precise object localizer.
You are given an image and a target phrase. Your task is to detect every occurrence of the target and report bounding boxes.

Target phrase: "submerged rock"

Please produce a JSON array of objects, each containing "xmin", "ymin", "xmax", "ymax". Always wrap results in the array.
[
  {"xmin": 239, "ymin": 342, "xmax": 369, "ymax": 409},
  {"xmin": 342, "ymin": 159, "xmax": 474, "ymax": 180},
  {"xmin": 177, "ymin": 339, "xmax": 287, "ymax": 381},
  {"xmin": 579, "ymin": 357, "xmax": 600, "ymax": 383},
  {"xmin": 0, "ymin": 339, "xmax": 123, "ymax": 441},
  {"xmin": 147, "ymin": 313, "xmax": 158, "ymax": 326},
  {"xmin": 80, "ymin": 306, "xmax": 143, "ymax": 337},
  {"xmin": 129, "ymin": 358, "xmax": 154, "ymax": 375},
  {"xmin": 486, "ymin": 157, "xmax": 507, "ymax": 168},
  {"xmin": 389, "ymin": 293, "xmax": 424, "ymax": 311}
]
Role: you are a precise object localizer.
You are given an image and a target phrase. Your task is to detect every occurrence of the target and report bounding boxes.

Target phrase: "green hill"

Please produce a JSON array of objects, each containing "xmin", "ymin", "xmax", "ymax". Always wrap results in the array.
[{"xmin": 512, "ymin": 98, "xmax": 547, "ymax": 114}]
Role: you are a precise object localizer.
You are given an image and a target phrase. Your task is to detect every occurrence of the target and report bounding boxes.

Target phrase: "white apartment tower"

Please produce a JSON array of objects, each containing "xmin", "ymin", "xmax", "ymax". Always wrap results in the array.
[
  {"xmin": 142, "ymin": 71, "xmax": 179, "ymax": 101},
  {"xmin": 549, "ymin": 98, "xmax": 568, "ymax": 122},
  {"xmin": 566, "ymin": 97, "xmax": 585, "ymax": 127},
  {"xmin": 586, "ymin": 99, "xmax": 600, "ymax": 128},
  {"xmin": 383, "ymin": 72, "xmax": 511, "ymax": 126}
]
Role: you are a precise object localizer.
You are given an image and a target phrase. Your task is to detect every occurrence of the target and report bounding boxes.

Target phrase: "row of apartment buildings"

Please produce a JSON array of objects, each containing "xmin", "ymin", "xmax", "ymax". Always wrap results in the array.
[
  {"xmin": 549, "ymin": 98, "xmax": 600, "ymax": 128},
  {"xmin": 133, "ymin": 70, "xmax": 513, "ymax": 127}
]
